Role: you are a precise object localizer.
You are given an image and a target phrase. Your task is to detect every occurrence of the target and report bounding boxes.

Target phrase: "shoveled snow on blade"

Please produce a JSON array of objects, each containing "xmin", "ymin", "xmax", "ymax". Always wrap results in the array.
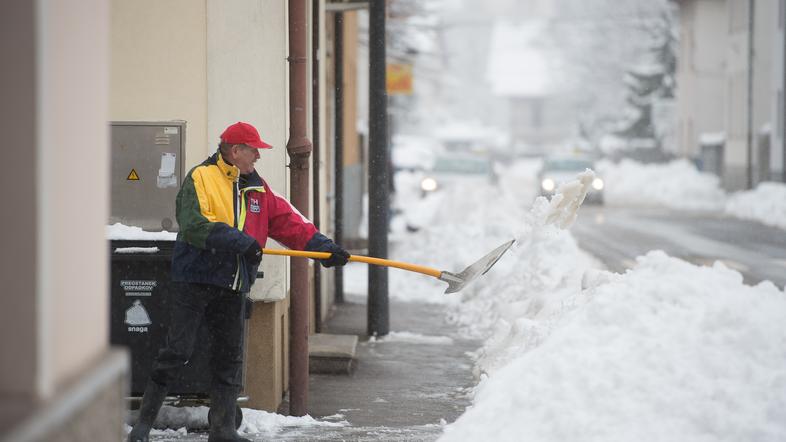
[{"xmin": 544, "ymin": 169, "xmax": 594, "ymax": 229}]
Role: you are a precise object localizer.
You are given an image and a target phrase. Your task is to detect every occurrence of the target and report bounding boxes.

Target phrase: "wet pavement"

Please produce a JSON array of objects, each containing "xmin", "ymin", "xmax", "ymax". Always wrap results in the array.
[
  {"xmin": 573, "ymin": 206, "xmax": 786, "ymax": 286},
  {"xmin": 148, "ymin": 294, "xmax": 479, "ymax": 441},
  {"xmin": 297, "ymin": 294, "xmax": 479, "ymax": 440}
]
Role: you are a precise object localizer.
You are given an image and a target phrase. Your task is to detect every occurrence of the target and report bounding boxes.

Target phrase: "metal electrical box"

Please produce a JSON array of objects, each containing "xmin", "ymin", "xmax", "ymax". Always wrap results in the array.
[{"xmin": 110, "ymin": 121, "xmax": 185, "ymax": 231}]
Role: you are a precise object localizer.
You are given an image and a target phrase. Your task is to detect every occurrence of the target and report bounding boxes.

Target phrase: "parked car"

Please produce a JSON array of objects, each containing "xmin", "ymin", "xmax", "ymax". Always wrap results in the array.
[
  {"xmin": 419, "ymin": 153, "xmax": 498, "ymax": 197},
  {"xmin": 537, "ymin": 156, "xmax": 604, "ymax": 204}
]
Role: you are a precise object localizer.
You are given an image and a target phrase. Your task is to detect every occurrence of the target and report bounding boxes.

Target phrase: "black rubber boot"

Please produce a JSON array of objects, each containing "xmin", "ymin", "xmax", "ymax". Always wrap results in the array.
[
  {"xmin": 127, "ymin": 380, "xmax": 168, "ymax": 442},
  {"xmin": 208, "ymin": 386, "xmax": 249, "ymax": 442}
]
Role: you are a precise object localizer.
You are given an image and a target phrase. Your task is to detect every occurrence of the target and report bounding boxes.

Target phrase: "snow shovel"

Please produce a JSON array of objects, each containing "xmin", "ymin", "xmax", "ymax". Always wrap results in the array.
[{"xmin": 262, "ymin": 239, "xmax": 515, "ymax": 294}]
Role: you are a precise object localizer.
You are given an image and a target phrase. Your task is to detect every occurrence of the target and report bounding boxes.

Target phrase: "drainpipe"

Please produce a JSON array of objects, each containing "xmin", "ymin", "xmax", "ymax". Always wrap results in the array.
[
  {"xmin": 287, "ymin": 0, "xmax": 312, "ymax": 417},
  {"xmin": 312, "ymin": 0, "xmax": 322, "ymax": 333}
]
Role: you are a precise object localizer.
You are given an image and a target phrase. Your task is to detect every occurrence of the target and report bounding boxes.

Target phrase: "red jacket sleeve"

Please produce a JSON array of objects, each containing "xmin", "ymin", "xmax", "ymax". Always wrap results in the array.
[{"xmin": 265, "ymin": 183, "xmax": 318, "ymax": 250}]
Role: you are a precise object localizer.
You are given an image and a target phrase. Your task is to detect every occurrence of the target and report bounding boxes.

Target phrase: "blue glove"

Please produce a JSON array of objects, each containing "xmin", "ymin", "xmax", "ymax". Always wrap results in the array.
[
  {"xmin": 243, "ymin": 240, "xmax": 262, "ymax": 267},
  {"xmin": 305, "ymin": 233, "xmax": 350, "ymax": 268}
]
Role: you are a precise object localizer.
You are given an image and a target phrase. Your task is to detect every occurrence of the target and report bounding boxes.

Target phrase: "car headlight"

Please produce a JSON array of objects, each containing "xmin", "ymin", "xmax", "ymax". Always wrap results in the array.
[
  {"xmin": 592, "ymin": 177, "xmax": 604, "ymax": 190},
  {"xmin": 541, "ymin": 178, "xmax": 555, "ymax": 192},
  {"xmin": 421, "ymin": 177, "xmax": 438, "ymax": 192}
]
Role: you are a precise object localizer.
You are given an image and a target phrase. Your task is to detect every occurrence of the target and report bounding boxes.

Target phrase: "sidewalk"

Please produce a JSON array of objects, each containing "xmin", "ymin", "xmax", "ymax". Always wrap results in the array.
[{"xmin": 277, "ymin": 294, "xmax": 480, "ymax": 441}]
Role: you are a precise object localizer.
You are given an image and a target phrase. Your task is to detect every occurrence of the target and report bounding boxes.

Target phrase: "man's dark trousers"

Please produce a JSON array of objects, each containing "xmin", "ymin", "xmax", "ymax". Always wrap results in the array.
[{"xmin": 151, "ymin": 282, "xmax": 246, "ymax": 389}]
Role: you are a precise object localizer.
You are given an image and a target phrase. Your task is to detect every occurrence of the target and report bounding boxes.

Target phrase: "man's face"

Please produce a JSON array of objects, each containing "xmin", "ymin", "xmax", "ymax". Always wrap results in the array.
[{"xmin": 231, "ymin": 144, "xmax": 260, "ymax": 174}]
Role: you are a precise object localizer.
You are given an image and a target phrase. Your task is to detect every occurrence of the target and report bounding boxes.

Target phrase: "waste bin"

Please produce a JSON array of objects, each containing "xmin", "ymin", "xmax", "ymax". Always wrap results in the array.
[{"xmin": 110, "ymin": 239, "xmax": 249, "ymax": 418}]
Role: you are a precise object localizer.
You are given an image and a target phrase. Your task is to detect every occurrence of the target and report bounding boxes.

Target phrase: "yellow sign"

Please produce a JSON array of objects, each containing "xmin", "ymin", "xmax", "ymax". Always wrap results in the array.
[
  {"xmin": 127, "ymin": 169, "xmax": 140, "ymax": 181},
  {"xmin": 387, "ymin": 63, "xmax": 413, "ymax": 95}
]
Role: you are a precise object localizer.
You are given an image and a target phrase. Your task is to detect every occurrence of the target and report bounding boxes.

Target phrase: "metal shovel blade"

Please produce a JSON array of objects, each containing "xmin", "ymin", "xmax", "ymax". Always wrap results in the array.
[{"xmin": 439, "ymin": 239, "xmax": 515, "ymax": 294}]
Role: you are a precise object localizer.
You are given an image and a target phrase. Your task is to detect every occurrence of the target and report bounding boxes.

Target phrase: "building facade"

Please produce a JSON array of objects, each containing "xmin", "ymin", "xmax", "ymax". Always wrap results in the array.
[
  {"xmin": 676, "ymin": 0, "xmax": 784, "ymax": 190},
  {"xmin": 1, "ymin": 0, "xmax": 128, "ymax": 440}
]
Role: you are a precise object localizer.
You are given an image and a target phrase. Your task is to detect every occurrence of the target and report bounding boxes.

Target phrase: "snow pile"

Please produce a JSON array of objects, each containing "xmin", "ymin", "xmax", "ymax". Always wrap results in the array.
[
  {"xmin": 107, "ymin": 222, "xmax": 177, "ymax": 240},
  {"xmin": 597, "ymin": 159, "xmax": 726, "ymax": 211},
  {"xmin": 440, "ymin": 252, "xmax": 786, "ymax": 442},
  {"xmin": 726, "ymin": 182, "xmax": 786, "ymax": 230},
  {"xmin": 447, "ymin": 192, "xmax": 597, "ymax": 361},
  {"xmin": 239, "ymin": 408, "xmax": 347, "ymax": 434},
  {"xmin": 123, "ymin": 424, "xmax": 188, "ymax": 438},
  {"xmin": 389, "ymin": 179, "xmax": 526, "ymax": 304}
]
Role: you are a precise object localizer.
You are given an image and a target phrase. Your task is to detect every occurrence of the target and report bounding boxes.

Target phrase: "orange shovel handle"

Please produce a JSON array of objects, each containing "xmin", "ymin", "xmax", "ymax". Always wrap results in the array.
[{"xmin": 261, "ymin": 248, "xmax": 442, "ymax": 278}]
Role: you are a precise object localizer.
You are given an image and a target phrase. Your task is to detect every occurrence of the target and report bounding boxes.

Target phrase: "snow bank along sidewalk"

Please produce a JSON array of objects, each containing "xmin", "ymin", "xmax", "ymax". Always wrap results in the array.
[
  {"xmin": 596, "ymin": 158, "xmax": 726, "ymax": 211},
  {"xmin": 389, "ymin": 168, "xmax": 786, "ymax": 441},
  {"xmin": 432, "ymin": 184, "xmax": 786, "ymax": 441},
  {"xmin": 725, "ymin": 181, "xmax": 786, "ymax": 230}
]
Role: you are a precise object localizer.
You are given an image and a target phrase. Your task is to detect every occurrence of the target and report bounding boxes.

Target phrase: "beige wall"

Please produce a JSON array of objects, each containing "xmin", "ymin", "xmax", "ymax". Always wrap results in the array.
[
  {"xmin": 207, "ymin": 0, "xmax": 291, "ymax": 301},
  {"xmin": 45, "ymin": 0, "xmax": 112, "ymax": 395},
  {"xmin": 110, "ymin": 0, "xmax": 208, "ymax": 161},
  {"xmin": 110, "ymin": 0, "xmax": 294, "ymax": 411},
  {"xmin": 111, "ymin": 0, "xmax": 292, "ymax": 301}
]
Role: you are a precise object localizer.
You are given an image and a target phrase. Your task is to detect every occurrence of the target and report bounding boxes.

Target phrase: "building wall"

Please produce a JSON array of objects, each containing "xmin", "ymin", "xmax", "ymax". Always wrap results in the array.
[
  {"xmin": 43, "ymin": 0, "xmax": 113, "ymax": 394},
  {"xmin": 752, "ymin": 0, "xmax": 777, "ymax": 183},
  {"xmin": 1, "ymin": 0, "xmax": 39, "ymax": 400},
  {"xmin": 676, "ymin": 0, "xmax": 727, "ymax": 158},
  {"xmin": 110, "ymin": 0, "xmax": 291, "ymax": 300},
  {"xmin": 316, "ymin": 2, "xmax": 342, "ymax": 325},
  {"xmin": 110, "ymin": 0, "xmax": 208, "ymax": 159},
  {"xmin": 723, "ymin": 0, "xmax": 778, "ymax": 190},
  {"xmin": 110, "ymin": 0, "xmax": 295, "ymax": 411},
  {"xmin": 773, "ymin": 0, "xmax": 786, "ymax": 181},
  {"xmin": 676, "ymin": 0, "xmax": 778, "ymax": 189},
  {"xmin": 342, "ymin": 12, "xmax": 365, "ymax": 240},
  {"xmin": 1, "ymin": 0, "xmax": 128, "ymax": 439},
  {"xmin": 724, "ymin": 0, "xmax": 752, "ymax": 190},
  {"xmin": 206, "ymin": 0, "xmax": 290, "ymax": 301}
]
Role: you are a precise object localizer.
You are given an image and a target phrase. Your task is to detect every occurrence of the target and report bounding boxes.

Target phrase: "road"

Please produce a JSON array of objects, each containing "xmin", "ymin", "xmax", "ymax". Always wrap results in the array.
[{"xmin": 572, "ymin": 206, "xmax": 786, "ymax": 288}]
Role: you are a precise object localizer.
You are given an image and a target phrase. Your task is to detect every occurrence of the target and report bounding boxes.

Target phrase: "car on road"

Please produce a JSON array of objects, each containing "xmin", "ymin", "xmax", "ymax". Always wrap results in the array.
[
  {"xmin": 537, "ymin": 156, "xmax": 604, "ymax": 204},
  {"xmin": 419, "ymin": 153, "xmax": 498, "ymax": 197}
]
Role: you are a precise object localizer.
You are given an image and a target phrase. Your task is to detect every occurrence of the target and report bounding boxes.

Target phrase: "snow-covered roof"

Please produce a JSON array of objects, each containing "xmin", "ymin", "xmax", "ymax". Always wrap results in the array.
[{"xmin": 486, "ymin": 20, "xmax": 558, "ymax": 98}]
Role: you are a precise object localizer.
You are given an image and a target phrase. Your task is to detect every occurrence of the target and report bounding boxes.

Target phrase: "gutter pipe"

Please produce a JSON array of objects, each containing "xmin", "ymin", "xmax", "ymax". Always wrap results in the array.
[{"xmin": 286, "ymin": 0, "xmax": 312, "ymax": 417}]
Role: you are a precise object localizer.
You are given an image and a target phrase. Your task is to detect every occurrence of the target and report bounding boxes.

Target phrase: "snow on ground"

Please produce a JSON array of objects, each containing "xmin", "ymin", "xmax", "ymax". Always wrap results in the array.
[
  {"xmin": 725, "ymin": 181, "xmax": 786, "ymax": 230},
  {"xmin": 386, "ymin": 158, "xmax": 786, "ymax": 442},
  {"xmin": 238, "ymin": 408, "xmax": 347, "ymax": 435},
  {"xmin": 597, "ymin": 159, "xmax": 726, "ymax": 211},
  {"xmin": 126, "ymin": 404, "xmax": 347, "ymax": 437}
]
